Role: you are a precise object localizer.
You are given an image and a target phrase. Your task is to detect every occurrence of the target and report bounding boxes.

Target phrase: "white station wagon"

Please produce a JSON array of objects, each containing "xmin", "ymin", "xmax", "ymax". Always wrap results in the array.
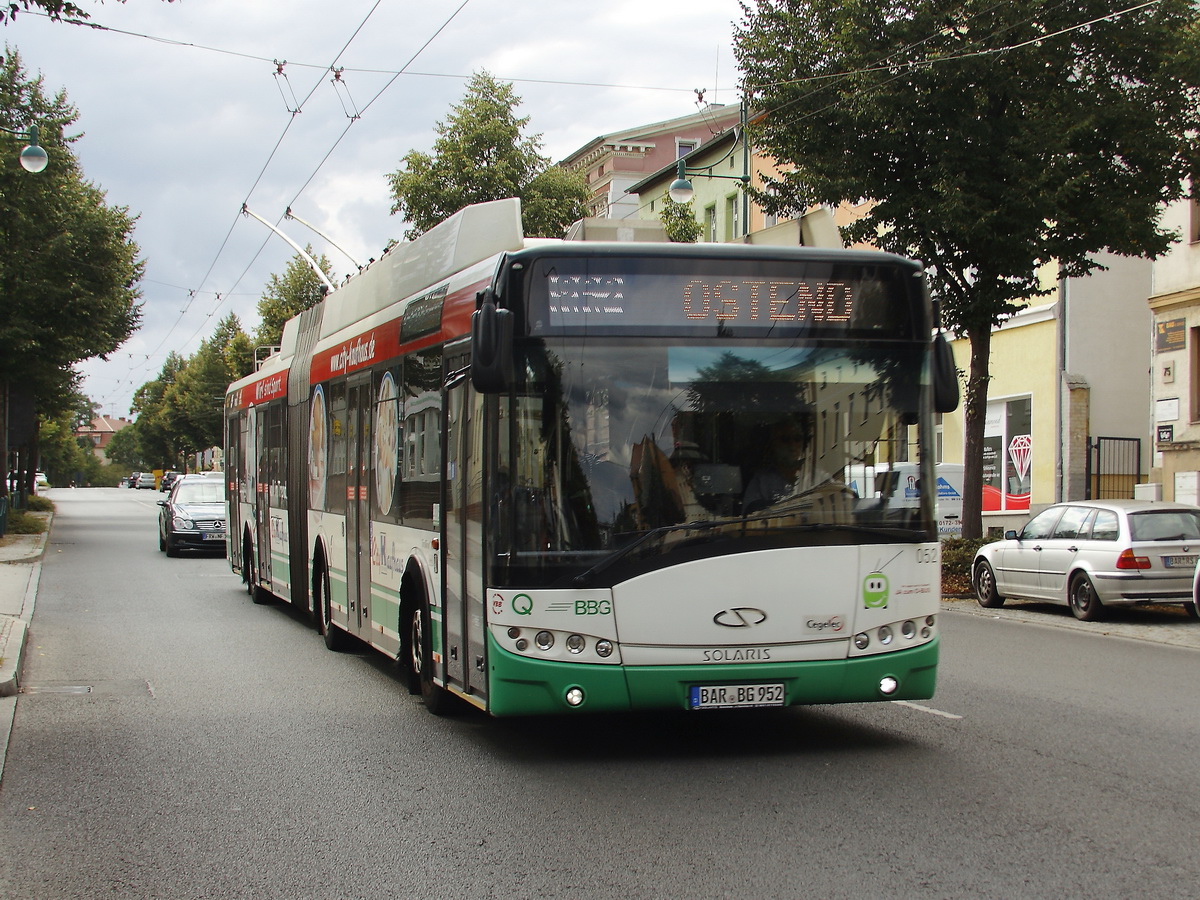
[{"xmin": 973, "ymin": 500, "xmax": 1200, "ymax": 621}]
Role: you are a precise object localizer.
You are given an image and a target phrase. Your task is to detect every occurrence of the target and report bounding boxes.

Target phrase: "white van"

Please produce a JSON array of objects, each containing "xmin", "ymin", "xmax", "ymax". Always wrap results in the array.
[{"xmin": 847, "ymin": 463, "xmax": 964, "ymax": 538}]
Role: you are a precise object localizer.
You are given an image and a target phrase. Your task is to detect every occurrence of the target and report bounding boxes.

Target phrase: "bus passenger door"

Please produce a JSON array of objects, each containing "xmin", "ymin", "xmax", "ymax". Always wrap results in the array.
[
  {"xmin": 250, "ymin": 405, "xmax": 272, "ymax": 588},
  {"xmin": 442, "ymin": 364, "xmax": 487, "ymax": 704},
  {"xmin": 346, "ymin": 376, "xmax": 373, "ymax": 636}
]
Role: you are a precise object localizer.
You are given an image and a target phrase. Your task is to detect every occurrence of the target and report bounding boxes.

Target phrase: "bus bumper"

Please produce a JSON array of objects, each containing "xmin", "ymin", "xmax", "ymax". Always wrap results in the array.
[{"xmin": 485, "ymin": 633, "xmax": 939, "ymax": 716}]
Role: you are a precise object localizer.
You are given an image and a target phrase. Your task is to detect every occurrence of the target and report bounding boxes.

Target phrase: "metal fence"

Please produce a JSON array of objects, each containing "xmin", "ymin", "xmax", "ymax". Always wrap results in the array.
[{"xmin": 1086, "ymin": 436, "xmax": 1142, "ymax": 500}]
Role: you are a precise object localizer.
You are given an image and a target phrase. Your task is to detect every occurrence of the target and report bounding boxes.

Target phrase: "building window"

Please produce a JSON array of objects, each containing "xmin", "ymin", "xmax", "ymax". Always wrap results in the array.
[
  {"xmin": 935, "ymin": 413, "xmax": 944, "ymax": 464},
  {"xmin": 705, "ymin": 205, "xmax": 717, "ymax": 242},
  {"xmin": 677, "ymin": 141, "xmax": 695, "ymax": 159},
  {"xmin": 1191, "ymin": 198, "xmax": 1200, "ymax": 244},
  {"xmin": 1190, "ymin": 326, "xmax": 1200, "ymax": 421},
  {"xmin": 982, "ymin": 396, "xmax": 1032, "ymax": 511},
  {"xmin": 724, "ymin": 195, "xmax": 737, "ymax": 241}
]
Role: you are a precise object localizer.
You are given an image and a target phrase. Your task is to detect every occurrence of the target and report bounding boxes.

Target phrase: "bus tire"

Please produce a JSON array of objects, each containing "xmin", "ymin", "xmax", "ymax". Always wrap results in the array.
[
  {"xmin": 318, "ymin": 563, "xmax": 349, "ymax": 652},
  {"xmin": 409, "ymin": 600, "xmax": 450, "ymax": 715}
]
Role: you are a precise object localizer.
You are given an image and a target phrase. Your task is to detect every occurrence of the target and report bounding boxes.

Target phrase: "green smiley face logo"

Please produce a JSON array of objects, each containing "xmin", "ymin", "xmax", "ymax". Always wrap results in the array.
[{"xmin": 862, "ymin": 573, "xmax": 889, "ymax": 609}]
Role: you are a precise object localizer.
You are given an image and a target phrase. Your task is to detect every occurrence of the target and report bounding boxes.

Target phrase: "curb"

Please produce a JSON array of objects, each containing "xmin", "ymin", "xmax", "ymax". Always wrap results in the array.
[{"xmin": 0, "ymin": 615, "xmax": 27, "ymax": 697}]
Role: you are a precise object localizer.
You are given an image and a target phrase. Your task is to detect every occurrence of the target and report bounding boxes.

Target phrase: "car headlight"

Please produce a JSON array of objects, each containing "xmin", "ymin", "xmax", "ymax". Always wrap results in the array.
[{"xmin": 172, "ymin": 516, "xmax": 194, "ymax": 530}]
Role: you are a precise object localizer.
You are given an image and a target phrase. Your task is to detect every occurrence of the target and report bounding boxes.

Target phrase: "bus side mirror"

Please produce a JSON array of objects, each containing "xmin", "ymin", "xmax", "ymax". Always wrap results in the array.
[
  {"xmin": 932, "ymin": 332, "xmax": 960, "ymax": 413},
  {"xmin": 471, "ymin": 288, "xmax": 513, "ymax": 393}
]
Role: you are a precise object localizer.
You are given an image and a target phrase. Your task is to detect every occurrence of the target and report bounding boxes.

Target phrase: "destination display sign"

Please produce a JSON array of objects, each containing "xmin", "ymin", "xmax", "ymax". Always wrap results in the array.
[{"xmin": 524, "ymin": 257, "xmax": 914, "ymax": 338}]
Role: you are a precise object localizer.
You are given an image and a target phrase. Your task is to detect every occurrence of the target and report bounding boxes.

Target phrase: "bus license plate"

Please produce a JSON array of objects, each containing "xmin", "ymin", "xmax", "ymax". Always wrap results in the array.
[
  {"xmin": 1164, "ymin": 554, "xmax": 1198, "ymax": 567},
  {"xmin": 689, "ymin": 684, "xmax": 785, "ymax": 710}
]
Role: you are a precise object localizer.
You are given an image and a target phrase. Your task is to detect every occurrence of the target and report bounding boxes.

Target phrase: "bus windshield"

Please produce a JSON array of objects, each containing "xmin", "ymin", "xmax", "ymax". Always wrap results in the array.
[{"xmin": 491, "ymin": 336, "xmax": 933, "ymax": 588}]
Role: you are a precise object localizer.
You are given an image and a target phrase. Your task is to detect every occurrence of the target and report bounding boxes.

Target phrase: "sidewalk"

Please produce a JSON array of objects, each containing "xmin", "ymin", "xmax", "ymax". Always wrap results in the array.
[{"xmin": 0, "ymin": 527, "xmax": 47, "ymax": 697}]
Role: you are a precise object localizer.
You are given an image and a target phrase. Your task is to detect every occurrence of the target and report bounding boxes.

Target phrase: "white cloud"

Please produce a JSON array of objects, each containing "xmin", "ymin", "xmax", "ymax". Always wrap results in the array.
[{"xmin": 7, "ymin": 0, "xmax": 742, "ymax": 414}]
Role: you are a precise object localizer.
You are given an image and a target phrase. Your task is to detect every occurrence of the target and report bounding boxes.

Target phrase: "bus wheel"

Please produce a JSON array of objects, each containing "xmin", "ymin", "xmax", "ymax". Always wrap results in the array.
[
  {"xmin": 409, "ymin": 601, "xmax": 450, "ymax": 715},
  {"xmin": 244, "ymin": 541, "xmax": 270, "ymax": 605},
  {"xmin": 319, "ymin": 564, "xmax": 348, "ymax": 652},
  {"xmin": 243, "ymin": 538, "xmax": 258, "ymax": 599}
]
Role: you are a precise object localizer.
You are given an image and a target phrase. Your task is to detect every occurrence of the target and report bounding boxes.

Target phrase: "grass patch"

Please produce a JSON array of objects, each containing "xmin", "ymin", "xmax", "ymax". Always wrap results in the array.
[{"xmin": 3, "ymin": 508, "xmax": 47, "ymax": 535}]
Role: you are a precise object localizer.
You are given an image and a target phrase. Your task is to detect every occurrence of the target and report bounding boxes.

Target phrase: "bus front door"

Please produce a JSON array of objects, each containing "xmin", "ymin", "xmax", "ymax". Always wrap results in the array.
[
  {"xmin": 442, "ymin": 369, "xmax": 487, "ymax": 705},
  {"xmin": 346, "ymin": 376, "xmax": 373, "ymax": 638}
]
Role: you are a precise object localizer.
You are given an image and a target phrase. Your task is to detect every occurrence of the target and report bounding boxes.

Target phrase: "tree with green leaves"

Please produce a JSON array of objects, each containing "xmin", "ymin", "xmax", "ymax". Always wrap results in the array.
[
  {"xmin": 1, "ymin": 48, "xmax": 143, "ymax": 494},
  {"xmin": 659, "ymin": 196, "xmax": 702, "ymax": 243},
  {"xmin": 735, "ymin": 0, "xmax": 1200, "ymax": 538},
  {"xmin": 0, "ymin": 1, "xmax": 175, "ymax": 27},
  {"xmin": 103, "ymin": 423, "xmax": 142, "ymax": 472},
  {"xmin": 387, "ymin": 71, "xmax": 589, "ymax": 240},
  {"xmin": 255, "ymin": 247, "xmax": 332, "ymax": 348}
]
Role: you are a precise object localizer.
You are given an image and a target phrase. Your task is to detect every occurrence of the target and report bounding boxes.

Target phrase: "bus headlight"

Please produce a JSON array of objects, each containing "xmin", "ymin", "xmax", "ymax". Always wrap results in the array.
[
  {"xmin": 878, "ymin": 626, "xmax": 894, "ymax": 646},
  {"xmin": 565, "ymin": 634, "xmax": 585, "ymax": 654},
  {"xmin": 535, "ymin": 631, "xmax": 554, "ymax": 651},
  {"xmin": 595, "ymin": 640, "xmax": 613, "ymax": 658},
  {"xmin": 901, "ymin": 620, "xmax": 916, "ymax": 639},
  {"xmin": 853, "ymin": 632, "xmax": 870, "ymax": 650}
]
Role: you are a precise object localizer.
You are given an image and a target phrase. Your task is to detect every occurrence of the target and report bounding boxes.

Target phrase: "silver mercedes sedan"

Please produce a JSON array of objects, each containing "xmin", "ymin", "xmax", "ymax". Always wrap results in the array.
[{"xmin": 973, "ymin": 499, "xmax": 1200, "ymax": 621}]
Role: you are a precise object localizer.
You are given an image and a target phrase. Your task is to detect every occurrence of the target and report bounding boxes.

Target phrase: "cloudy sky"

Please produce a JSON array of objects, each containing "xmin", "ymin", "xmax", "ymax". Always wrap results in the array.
[{"xmin": 5, "ymin": 0, "xmax": 743, "ymax": 417}]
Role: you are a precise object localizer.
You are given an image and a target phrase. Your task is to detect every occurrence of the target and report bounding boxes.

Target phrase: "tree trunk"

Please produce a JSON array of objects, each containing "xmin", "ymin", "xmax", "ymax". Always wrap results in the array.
[{"xmin": 960, "ymin": 325, "xmax": 993, "ymax": 540}]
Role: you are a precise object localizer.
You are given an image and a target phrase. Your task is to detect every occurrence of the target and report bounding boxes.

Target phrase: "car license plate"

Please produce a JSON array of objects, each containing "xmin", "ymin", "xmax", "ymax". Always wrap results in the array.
[
  {"xmin": 689, "ymin": 683, "xmax": 785, "ymax": 710},
  {"xmin": 201, "ymin": 532, "xmax": 226, "ymax": 541},
  {"xmin": 1163, "ymin": 554, "xmax": 1198, "ymax": 567}
]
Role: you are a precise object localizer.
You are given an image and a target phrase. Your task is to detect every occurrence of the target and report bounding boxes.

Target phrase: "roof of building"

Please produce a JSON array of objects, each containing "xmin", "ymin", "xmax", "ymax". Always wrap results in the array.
[{"xmin": 559, "ymin": 105, "xmax": 740, "ymax": 168}]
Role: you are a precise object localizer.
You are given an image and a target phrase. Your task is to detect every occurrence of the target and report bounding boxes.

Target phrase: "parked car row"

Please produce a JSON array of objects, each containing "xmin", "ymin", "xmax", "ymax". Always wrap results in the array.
[
  {"xmin": 157, "ymin": 471, "xmax": 226, "ymax": 558},
  {"xmin": 974, "ymin": 499, "xmax": 1200, "ymax": 621}
]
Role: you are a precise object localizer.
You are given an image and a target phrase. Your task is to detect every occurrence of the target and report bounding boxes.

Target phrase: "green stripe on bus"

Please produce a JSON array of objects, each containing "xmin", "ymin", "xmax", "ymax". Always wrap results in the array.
[{"xmin": 485, "ymin": 633, "xmax": 939, "ymax": 716}]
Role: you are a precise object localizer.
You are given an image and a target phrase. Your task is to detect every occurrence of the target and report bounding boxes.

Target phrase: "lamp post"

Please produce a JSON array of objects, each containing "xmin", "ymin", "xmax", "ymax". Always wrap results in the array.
[
  {"xmin": 666, "ymin": 102, "xmax": 751, "ymax": 237},
  {"xmin": 0, "ymin": 123, "xmax": 49, "ymax": 173}
]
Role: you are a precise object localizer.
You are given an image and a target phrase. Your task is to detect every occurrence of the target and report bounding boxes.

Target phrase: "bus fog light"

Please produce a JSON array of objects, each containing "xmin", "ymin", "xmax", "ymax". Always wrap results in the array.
[
  {"xmin": 901, "ymin": 620, "xmax": 916, "ymax": 639},
  {"xmin": 535, "ymin": 631, "xmax": 554, "ymax": 651},
  {"xmin": 566, "ymin": 634, "xmax": 585, "ymax": 654},
  {"xmin": 507, "ymin": 627, "xmax": 521, "ymax": 639},
  {"xmin": 515, "ymin": 638, "xmax": 528, "ymax": 651},
  {"xmin": 926, "ymin": 615, "xmax": 936, "ymax": 626},
  {"xmin": 879, "ymin": 676, "xmax": 899, "ymax": 695},
  {"xmin": 853, "ymin": 632, "xmax": 870, "ymax": 650},
  {"xmin": 595, "ymin": 640, "xmax": 613, "ymax": 658},
  {"xmin": 878, "ymin": 626, "xmax": 893, "ymax": 645},
  {"xmin": 921, "ymin": 627, "xmax": 931, "ymax": 639},
  {"xmin": 565, "ymin": 687, "xmax": 585, "ymax": 707}
]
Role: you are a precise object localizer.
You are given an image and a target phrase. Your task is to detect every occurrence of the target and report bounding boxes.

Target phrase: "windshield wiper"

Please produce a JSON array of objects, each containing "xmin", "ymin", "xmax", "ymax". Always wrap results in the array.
[{"xmin": 573, "ymin": 520, "xmax": 726, "ymax": 586}]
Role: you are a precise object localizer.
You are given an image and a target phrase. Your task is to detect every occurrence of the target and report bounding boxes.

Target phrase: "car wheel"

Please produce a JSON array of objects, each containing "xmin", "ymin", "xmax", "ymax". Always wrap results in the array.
[
  {"xmin": 974, "ymin": 560, "xmax": 1005, "ymax": 609},
  {"xmin": 1068, "ymin": 572, "xmax": 1104, "ymax": 621},
  {"xmin": 410, "ymin": 600, "xmax": 450, "ymax": 715},
  {"xmin": 1186, "ymin": 596, "xmax": 1200, "ymax": 619},
  {"xmin": 158, "ymin": 527, "xmax": 166, "ymax": 552},
  {"xmin": 319, "ymin": 564, "xmax": 348, "ymax": 651}
]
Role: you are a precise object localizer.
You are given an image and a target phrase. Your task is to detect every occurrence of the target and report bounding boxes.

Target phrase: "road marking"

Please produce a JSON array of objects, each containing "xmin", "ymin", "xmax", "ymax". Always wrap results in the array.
[{"xmin": 892, "ymin": 699, "xmax": 963, "ymax": 719}]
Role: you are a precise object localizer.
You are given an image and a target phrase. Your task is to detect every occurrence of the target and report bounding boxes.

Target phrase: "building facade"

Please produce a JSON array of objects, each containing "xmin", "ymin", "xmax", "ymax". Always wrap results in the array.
[
  {"xmin": 76, "ymin": 415, "xmax": 132, "ymax": 464},
  {"xmin": 1148, "ymin": 198, "xmax": 1200, "ymax": 502},
  {"xmin": 560, "ymin": 106, "xmax": 742, "ymax": 222}
]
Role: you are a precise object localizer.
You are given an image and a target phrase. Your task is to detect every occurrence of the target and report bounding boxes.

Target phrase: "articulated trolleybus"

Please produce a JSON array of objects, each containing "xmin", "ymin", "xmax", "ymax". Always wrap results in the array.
[{"xmin": 226, "ymin": 198, "xmax": 959, "ymax": 716}]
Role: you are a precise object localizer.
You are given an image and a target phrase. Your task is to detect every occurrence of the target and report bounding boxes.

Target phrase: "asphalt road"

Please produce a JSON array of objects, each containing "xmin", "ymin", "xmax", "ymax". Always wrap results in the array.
[{"xmin": 1, "ymin": 488, "xmax": 1198, "ymax": 899}]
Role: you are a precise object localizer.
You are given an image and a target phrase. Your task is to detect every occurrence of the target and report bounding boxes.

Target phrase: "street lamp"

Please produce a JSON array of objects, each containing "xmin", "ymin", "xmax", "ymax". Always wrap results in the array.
[
  {"xmin": 0, "ymin": 123, "xmax": 48, "ymax": 173},
  {"xmin": 665, "ymin": 101, "xmax": 752, "ymax": 237},
  {"xmin": 667, "ymin": 157, "xmax": 749, "ymax": 204}
]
